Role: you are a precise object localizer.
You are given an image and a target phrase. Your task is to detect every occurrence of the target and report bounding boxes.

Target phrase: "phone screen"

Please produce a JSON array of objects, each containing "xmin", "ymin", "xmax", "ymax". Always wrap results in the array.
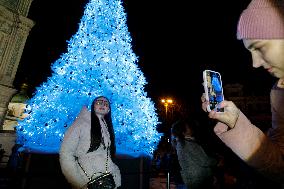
[{"xmin": 204, "ymin": 70, "xmax": 224, "ymax": 112}]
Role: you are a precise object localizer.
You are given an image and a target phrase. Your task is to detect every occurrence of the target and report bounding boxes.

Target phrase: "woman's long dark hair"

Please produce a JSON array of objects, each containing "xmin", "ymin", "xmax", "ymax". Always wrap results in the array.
[{"xmin": 87, "ymin": 96, "xmax": 116, "ymax": 159}]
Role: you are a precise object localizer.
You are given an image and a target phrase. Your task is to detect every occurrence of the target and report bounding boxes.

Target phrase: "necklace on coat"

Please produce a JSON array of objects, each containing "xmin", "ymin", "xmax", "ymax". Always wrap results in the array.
[{"xmin": 100, "ymin": 118, "xmax": 111, "ymax": 150}]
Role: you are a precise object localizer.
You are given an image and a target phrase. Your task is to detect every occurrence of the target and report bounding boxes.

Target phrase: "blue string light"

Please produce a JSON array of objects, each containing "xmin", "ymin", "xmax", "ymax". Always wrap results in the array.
[{"xmin": 16, "ymin": 0, "xmax": 162, "ymax": 157}]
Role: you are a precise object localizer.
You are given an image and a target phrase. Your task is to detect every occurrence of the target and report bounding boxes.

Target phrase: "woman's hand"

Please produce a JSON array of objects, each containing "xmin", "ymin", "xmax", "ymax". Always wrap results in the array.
[{"xmin": 201, "ymin": 94, "xmax": 240, "ymax": 129}]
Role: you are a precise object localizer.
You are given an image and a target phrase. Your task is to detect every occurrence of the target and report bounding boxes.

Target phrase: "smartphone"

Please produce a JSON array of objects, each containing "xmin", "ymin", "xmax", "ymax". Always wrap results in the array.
[{"xmin": 203, "ymin": 70, "xmax": 224, "ymax": 112}]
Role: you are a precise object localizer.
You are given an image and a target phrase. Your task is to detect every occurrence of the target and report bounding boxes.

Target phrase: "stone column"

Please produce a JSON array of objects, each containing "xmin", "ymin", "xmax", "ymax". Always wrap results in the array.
[
  {"xmin": 0, "ymin": 0, "xmax": 34, "ymax": 128},
  {"xmin": 0, "ymin": 86, "xmax": 16, "ymax": 128}
]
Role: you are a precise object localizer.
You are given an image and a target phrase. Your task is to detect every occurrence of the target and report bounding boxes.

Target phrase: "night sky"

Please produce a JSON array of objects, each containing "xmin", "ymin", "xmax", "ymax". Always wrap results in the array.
[{"xmin": 15, "ymin": 0, "xmax": 276, "ymax": 109}]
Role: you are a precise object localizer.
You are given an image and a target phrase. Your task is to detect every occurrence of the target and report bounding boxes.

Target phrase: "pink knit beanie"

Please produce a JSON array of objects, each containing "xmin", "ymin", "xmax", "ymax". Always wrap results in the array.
[{"xmin": 237, "ymin": 0, "xmax": 284, "ymax": 39}]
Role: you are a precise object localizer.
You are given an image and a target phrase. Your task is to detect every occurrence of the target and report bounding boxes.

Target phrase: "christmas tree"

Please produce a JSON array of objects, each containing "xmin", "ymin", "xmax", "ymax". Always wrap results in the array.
[{"xmin": 16, "ymin": 0, "xmax": 162, "ymax": 156}]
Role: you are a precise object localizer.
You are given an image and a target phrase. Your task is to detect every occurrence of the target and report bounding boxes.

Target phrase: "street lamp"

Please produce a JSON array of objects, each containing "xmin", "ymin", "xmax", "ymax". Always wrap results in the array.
[
  {"xmin": 160, "ymin": 98, "xmax": 173, "ymax": 189},
  {"xmin": 161, "ymin": 98, "xmax": 173, "ymax": 118}
]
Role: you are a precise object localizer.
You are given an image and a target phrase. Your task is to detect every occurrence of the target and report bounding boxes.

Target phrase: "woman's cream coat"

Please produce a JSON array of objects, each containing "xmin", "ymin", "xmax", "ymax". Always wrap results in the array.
[{"xmin": 59, "ymin": 106, "xmax": 121, "ymax": 189}]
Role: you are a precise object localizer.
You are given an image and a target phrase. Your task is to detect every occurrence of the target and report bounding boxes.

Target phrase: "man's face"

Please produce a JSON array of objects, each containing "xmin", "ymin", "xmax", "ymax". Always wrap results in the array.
[
  {"xmin": 94, "ymin": 97, "xmax": 110, "ymax": 115},
  {"xmin": 243, "ymin": 39, "xmax": 284, "ymax": 79}
]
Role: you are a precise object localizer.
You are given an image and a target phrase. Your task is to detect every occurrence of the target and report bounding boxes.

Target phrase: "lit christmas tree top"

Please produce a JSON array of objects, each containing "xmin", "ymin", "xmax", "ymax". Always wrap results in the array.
[{"xmin": 16, "ymin": 0, "xmax": 162, "ymax": 157}]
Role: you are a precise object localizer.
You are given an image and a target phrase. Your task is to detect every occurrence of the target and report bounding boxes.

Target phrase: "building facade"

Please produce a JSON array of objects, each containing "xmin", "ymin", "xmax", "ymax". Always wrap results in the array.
[
  {"xmin": 0, "ymin": 0, "xmax": 34, "ymax": 128},
  {"xmin": 224, "ymin": 83, "xmax": 271, "ymax": 132}
]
